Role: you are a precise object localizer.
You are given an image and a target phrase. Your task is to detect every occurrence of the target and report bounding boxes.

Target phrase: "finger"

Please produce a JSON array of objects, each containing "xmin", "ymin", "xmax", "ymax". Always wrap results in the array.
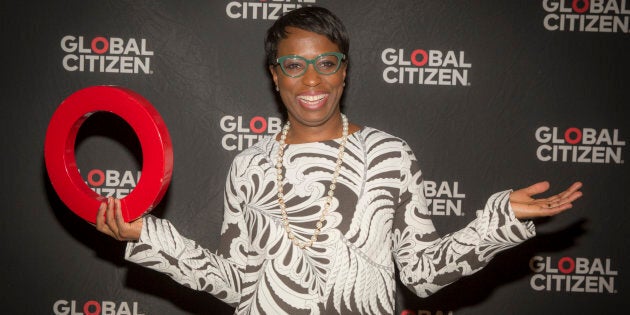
[
  {"xmin": 559, "ymin": 189, "xmax": 583, "ymax": 205},
  {"xmin": 95, "ymin": 202, "xmax": 106, "ymax": 228},
  {"xmin": 114, "ymin": 198, "xmax": 125, "ymax": 225},
  {"xmin": 551, "ymin": 182, "xmax": 583, "ymax": 200},
  {"xmin": 542, "ymin": 183, "xmax": 583, "ymax": 208},
  {"xmin": 105, "ymin": 197, "xmax": 120, "ymax": 238},
  {"xmin": 96, "ymin": 202, "xmax": 115, "ymax": 237},
  {"xmin": 510, "ymin": 182, "xmax": 547, "ymax": 204},
  {"xmin": 558, "ymin": 182, "xmax": 583, "ymax": 199},
  {"xmin": 114, "ymin": 199, "xmax": 131, "ymax": 240},
  {"xmin": 95, "ymin": 202, "xmax": 107, "ymax": 231},
  {"xmin": 521, "ymin": 181, "xmax": 551, "ymax": 198}
]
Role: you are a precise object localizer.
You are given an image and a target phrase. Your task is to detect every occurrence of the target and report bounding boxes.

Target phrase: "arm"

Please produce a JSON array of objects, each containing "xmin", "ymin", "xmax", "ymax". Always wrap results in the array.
[
  {"xmin": 392, "ymin": 143, "xmax": 536, "ymax": 297},
  {"xmin": 124, "ymin": 215, "xmax": 244, "ymax": 306},
  {"xmin": 96, "ymin": 163, "xmax": 249, "ymax": 307}
]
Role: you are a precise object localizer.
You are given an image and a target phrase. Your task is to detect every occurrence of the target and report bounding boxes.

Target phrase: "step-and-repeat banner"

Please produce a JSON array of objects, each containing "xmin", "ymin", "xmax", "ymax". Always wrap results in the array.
[{"xmin": 2, "ymin": 1, "xmax": 628, "ymax": 314}]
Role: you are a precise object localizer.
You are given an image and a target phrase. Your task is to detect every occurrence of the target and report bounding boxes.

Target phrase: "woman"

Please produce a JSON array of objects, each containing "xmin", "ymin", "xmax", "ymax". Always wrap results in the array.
[{"xmin": 97, "ymin": 7, "xmax": 582, "ymax": 315}]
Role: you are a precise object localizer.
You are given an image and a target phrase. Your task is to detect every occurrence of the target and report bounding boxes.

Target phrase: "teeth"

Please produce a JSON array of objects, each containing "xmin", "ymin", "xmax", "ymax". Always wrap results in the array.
[{"xmin": 298, "ymin": 94, "xmax": 326, "ymax": 102}]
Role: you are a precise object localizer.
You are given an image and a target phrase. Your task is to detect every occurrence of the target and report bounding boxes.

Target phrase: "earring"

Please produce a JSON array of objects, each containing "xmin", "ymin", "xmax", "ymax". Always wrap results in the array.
[
  {"xmin": 343, "ymin": 82, "xmax": 346, "ymax": 87},
  {"xmin": 275, "ymin": 86, "xmax": 279, "ymax": 92}
]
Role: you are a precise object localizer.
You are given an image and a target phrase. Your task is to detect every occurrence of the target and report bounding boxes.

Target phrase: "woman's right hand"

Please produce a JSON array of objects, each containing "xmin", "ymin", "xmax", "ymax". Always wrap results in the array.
[{"xmin": 95, "ymin": 197, "xmax": 143, "ymax": 241}]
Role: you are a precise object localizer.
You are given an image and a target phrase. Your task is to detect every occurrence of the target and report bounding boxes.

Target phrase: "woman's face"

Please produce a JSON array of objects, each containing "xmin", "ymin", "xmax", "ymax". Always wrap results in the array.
[{"xmin": 270, "ymin": 27, "xmax": 347, "ymax": 132}]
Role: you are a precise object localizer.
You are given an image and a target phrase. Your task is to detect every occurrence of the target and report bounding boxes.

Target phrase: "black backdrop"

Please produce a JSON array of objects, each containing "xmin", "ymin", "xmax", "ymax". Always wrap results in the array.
[{"xmin": 2, "ymin": 1, "xmax": 628, "ymax": 314}]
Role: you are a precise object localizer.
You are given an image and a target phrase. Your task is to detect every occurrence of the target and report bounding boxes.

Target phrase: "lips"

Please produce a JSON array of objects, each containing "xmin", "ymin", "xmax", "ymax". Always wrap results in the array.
[{"xmin": 297, "ymin": 93, "xmax": 328, "ymax": 110}]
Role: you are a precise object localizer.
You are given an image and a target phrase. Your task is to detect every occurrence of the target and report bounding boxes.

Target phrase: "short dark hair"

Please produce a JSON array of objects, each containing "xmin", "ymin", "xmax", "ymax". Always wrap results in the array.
[{"xmin": 264, "ymin": 6, "xmax": 349, "ymax": 66}]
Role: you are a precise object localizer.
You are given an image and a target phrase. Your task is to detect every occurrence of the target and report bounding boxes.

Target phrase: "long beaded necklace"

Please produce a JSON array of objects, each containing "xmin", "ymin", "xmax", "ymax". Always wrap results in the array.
[{"xmin": 276, "ymin": 114, "xmax": 349, "ymax": 249}]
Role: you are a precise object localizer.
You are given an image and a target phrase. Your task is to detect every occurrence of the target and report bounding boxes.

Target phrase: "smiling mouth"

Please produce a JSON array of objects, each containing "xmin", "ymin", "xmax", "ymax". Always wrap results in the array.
[{"xmin": 297, "ymin": 94, "xmax": 327, "ymax": 108}]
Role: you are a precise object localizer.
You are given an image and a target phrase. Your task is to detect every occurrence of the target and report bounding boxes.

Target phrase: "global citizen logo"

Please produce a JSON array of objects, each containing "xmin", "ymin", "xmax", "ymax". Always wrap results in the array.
[
  {"xmin": 220, "ymin": 115, "xmax": 282, "ymax": 151},
  {"xmin": 381, "ymin": 48, "xmax": 471, "ymax": 86},
  {"xmin": 53, "ymin": 299, "xmax": 144, "ymax": 315},
  {"xmin": 529, "ymin": 256, "xmax": 618, "ymax": 293},
  {"xmin": 61, "ymin": 35, "xmax": 154, "ymax": 74},
  {"xmin": 535, "ymin": 126, "xmax": 625, "ymax": 163},
  {"xmin": 226, "ymin": 0, "xmax": 315, "ymax": 20},
  {"xmin": 543, "ymin": 0, "xmax": 630, "ymax": 33},
  {"xmin": 424, "ymin": 180, "xmax": 466, "ymax": 216},
  {"xmin": 82, "ymin": 169, "xmax": 141, "ymax": 198}
]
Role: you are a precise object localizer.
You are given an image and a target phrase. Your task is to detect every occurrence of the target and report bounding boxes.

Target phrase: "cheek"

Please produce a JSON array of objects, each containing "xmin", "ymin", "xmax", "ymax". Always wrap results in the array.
[
  {"xmin": 277, "ymin": 76, "xmax": 296, "ymax": 89},
  {"xmin": 331, "ymin": 68, "xmax": 347, "ymax": 87},
  {"xmin": 327, "ymin": 76, "xmax": 345, "ymax": 90}
]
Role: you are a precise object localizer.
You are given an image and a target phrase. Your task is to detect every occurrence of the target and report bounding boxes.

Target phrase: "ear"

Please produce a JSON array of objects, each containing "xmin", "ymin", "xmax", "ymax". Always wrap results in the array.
[{"xmin": 269, "ymin": 65, "xmax": 279, "ymax": 88}]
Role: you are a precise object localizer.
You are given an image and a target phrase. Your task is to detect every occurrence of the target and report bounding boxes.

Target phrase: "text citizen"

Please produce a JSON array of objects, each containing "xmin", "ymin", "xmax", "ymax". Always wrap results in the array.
[
  {"xmin": 543, "ymin": 0, "xmax": 630, "ymax": 33},
  {"xmin": 220, "ymin": 115, "xmax": 282, "ymax": 151},
  {"xmin": 530, "ymin": 256, "xmax": 618, "ymax": 293},
  {"xmin": 381, "ymin": 48, "xmax": 471, "ymax": 86},
  {"xmin": 535, "ymin": 126, "xmax": 625, "ymax": 163},
  {"xmin": 226, "ymin": 0, "xmax": 315, "ymax": 20},
  {"xmin": 61, "ymin": 35, "xmax": 153, "ymax": 73}
]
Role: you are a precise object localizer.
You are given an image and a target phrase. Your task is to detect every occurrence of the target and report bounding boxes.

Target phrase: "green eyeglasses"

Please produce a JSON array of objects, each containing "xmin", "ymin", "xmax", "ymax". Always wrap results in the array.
[{"xmin": 275, "ymin": 52, "xmax": 346, "ymax": 78}]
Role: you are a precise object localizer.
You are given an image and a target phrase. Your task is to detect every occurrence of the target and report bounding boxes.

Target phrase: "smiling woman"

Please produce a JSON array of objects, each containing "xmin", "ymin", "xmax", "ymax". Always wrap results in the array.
[
  {"xmin": 268, "ymin": 26, "xmax": 357, "ymax": 141},
  {"xmin": 95, "ymin": 6, "xmax": 582, "ymax": 315}
]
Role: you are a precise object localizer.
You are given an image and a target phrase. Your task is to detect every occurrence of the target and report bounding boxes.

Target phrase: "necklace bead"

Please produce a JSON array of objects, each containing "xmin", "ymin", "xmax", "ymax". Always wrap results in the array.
[{"xmin": 276, "ymin": 114, "xmax": 349, "ymax": 249}]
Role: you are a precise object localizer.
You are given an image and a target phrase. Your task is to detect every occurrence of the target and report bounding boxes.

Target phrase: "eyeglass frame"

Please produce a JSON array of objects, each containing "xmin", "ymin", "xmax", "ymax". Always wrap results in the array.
[{"xmin": 274, "ymin": 52, "xmax": 347, "ymax": 78}]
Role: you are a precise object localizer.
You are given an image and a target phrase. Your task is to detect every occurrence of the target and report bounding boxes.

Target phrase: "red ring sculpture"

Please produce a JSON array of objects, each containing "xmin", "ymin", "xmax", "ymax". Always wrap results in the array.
[{"xmin": 44, "ymin": 86, "xmax": 173, "ymax": 223}]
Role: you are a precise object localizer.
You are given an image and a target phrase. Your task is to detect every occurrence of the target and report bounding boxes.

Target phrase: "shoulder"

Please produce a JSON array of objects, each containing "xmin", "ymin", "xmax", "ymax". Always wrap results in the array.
[
  {"xmin": 229, "ymin": 135, "xmax": 276, "ymax": 169},
  {"xmin": 355, "ymin": 126, "xmax": 414, "ymax": 151}
]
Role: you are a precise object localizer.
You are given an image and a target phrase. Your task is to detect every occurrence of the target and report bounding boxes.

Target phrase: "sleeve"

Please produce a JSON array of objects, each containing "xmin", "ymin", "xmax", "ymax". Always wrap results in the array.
[
  {"xmin": 392, "ymin": 141, "xmax": 536, "ymax": 298},
  {"xmin": 124, "ymin": 161, "xmax": 249, "ymax": 307}
]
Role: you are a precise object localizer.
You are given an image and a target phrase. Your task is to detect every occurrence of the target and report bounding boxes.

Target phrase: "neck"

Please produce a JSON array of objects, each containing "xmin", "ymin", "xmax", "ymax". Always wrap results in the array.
[
  {"xmin": 287, "ymin": 124, "xmax": 343, "ymax": 144},
  {"xmin": 283, "ymin": 114, "xmax": 345, "ymax": 144}
]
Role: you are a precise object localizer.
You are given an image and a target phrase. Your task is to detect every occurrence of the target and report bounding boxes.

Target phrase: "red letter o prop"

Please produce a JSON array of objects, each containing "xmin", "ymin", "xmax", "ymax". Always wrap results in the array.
[{"xmin": 44, "ymin": 86, "xmax": 173, "ymax": 223}]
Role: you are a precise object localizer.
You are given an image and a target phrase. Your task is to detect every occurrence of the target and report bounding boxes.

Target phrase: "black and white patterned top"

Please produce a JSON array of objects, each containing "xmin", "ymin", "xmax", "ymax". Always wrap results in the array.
[{"xmin": 125, "ymin": 127, "xmax": 536, "ymax": 314}]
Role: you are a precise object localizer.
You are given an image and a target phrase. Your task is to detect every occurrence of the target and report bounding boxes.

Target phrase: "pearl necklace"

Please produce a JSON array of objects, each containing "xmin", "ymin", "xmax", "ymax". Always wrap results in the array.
[{"xmin": 276, "ymin": 114, "xmax": 349, "ymax": 249}]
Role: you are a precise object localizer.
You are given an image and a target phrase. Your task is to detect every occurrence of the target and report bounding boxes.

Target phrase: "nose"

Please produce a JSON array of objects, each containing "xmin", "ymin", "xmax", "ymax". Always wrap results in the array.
[{"xmin": 301, "ymin": 63, "xmax": 321, "ymax": 87}]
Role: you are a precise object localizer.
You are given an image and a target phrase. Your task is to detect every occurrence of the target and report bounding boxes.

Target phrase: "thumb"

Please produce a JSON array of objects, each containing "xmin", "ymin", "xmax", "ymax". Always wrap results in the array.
[{"xmin": 522, "ymin": 181, "xmax": 550, "ymax": 197}]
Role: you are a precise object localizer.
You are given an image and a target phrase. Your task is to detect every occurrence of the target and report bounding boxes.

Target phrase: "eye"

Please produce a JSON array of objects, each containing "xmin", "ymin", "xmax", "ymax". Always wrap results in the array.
[
  {"xmin": 282, "ymin": 59, "xmax": 305, "ymax": 71},
  {"xmin": 316, "ymin": 56, "xmax": 339, "ymax": 71}
]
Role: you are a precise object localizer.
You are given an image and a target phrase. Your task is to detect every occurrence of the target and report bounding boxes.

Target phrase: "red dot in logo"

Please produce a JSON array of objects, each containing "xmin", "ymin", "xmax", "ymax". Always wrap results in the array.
[
  {"xmin": 249, "ymin": 116, "xmax": 267, "ymax": 134},
  {"xmin": 572, "ymin": 0, "xmax": 589, "ymax": 13},
  {"xmin": 87, "ymin": 169, "xmax": 105, "ymax": 187},
  {"xmin": 83, "ymin": 301, "xmax": 101, "ymax": 315},
  {"xmin": 411, "ymin": 49, "xmax": 428, "ymax": 67},
  {"xmin": 564, "ymin": 127, "xmax": 582, "ymax": 145},
  {"xmin": 558, "ymin": 257, "xmax": 575, "ymax": 274},
  {"xmin": 91, "ymin": 37, "xmax": 109, "ymax": 54}
]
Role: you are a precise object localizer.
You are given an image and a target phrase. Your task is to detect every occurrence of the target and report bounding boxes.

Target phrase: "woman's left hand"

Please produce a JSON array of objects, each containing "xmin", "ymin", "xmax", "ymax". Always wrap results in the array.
[{"xmin": 510, "ymin": 181, "xmax": 583, "ymax": 220}]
